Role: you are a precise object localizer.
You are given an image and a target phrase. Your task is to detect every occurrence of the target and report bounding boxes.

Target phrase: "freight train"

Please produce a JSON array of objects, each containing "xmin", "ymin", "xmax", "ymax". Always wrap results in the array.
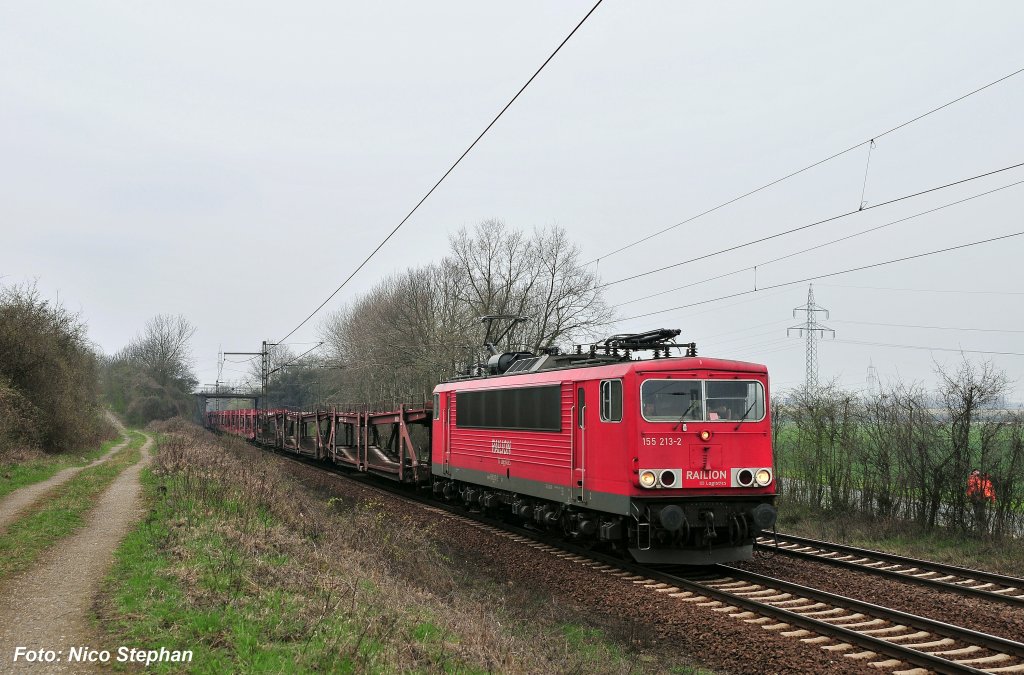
[{"xmin": 208, "ymin": 329, "xmax": 777, "ymax": 564}]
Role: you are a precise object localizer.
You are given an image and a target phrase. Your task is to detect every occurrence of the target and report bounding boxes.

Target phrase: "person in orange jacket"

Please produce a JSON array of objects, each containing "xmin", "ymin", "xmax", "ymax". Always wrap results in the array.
[{"xmin": 967, "ymin": 469, "xmax": 996, "ymax": 530}]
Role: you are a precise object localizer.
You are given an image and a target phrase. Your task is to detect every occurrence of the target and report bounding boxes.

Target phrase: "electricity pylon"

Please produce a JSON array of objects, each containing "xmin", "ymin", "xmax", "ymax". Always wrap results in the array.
[
  {"xmin": 788, "ymin": 284, "xmax": 835, "ymax": 391},
  {"xmin": 866, "ymin": 360, "xmax": 880, "ymax": 396}
]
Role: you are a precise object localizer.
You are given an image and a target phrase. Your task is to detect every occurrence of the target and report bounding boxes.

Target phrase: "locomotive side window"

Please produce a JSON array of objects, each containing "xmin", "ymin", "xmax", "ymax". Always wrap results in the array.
[
  {"xmin": 577, "ymin": 387, "xmax": 585, "ymax": 428},
  {"xmin": 456, "ymin": 385, "xmax": 561, "ymax": 432},
  {"xmin": 706, "ymin": 381, "xmax": 765, "ymax": 422},
  {"xmin": 600, "ymin": 379, "xmax": 622, "ymax": 422},
  {"xmin": 640, "ymin": 380, "xmax": 703, "ymax": 422},
  {"xmin": 432, "ymin": 393, "xmax": 440, "ymax": 419}
]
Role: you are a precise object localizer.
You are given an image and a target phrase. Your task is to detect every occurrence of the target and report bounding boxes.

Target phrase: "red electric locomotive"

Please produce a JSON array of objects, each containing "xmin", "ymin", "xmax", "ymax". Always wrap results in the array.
[{"xmin": 430, "ymin": 329, "xmax": 777, "ymax": 565}]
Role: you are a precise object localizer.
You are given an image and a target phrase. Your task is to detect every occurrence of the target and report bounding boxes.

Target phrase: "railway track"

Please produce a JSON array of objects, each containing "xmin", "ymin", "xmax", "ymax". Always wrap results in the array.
[
  {"xmin": 441, "ymin": 516, "xmax": 1024, "ymax": 673},
  {"xmin": 756, "ymin": 532, "xmax": 1024, "ymax": 607},
  {"xmin": 653, "ymin": 567, "xmax": 1024, "ymax": 674},
  {"xmin": 262, "ymin": 445, "xmax": 1024, "ymax": 674}
]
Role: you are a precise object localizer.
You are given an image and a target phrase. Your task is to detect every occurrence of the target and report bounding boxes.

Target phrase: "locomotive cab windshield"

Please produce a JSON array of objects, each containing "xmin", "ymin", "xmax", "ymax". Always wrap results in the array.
[{"xmin": 640, "ymin": 379, "xmax": 764, "ymax": 422}]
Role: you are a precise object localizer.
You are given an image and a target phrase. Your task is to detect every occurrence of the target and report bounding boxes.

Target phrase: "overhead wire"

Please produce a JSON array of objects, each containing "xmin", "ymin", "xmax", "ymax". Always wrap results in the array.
[
  {"xmin": 830, "ymin": 320, "xmax": 1024, "ymax": 334},
  {"xmin": 635, "ymin": 286, "xmax": 795, "ymax": 325},
  {"xmin": 214, "ymin": 64, "xmax": 1024, "ymax": 383},
  {"xmin": 694, "ymin": 319, "xmax": 791, "ymax": 341},
  {"xmin": 584, "ymin": 66, "xmax": 1024, "ymax": 265},
  {"xmin": 829, "ymin": 339, "xmax": 1024, "ymax": 358},
  {"xmin": 268, "ymin": 342, "xmax": 326, "ymax": 376},
  {"xmin": 275, "ymin": 0, "xmax": 605, "ymax": 345},
  {"xmin": 700, "ymin": 328, "xmax": 789, "ymax": 349},
  {"xmin": 604, "ymin": 229, "xmax": 1024, "ymax": 325},
  {"xmin": 208, "ymin": 66, "xmax": 1024, "ymax": 380},
  {"xmin": 734, "ymin": 343, "xmax": 803, "ymax": 359},
  {"xmin": 819, "ymin": 283, "xmax": 1024, "ymax": 296},
  {"xmin": 599, "ymin": 160, "xmax": 1024, "ymax": 289},
  {"xmin": 614, "ymin": 177, "xmax": 1024, "ymax": 308}
]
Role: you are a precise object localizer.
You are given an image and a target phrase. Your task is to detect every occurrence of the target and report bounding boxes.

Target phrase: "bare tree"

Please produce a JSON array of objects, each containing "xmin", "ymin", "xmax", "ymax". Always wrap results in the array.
[
  {"xmin": 995, "ymin": 413, "xmax": 1024, "ymax": 536},
  {"xmin": 523, "ymin": 226, "xmax": 613, "ymax": 350},
  {"xmin": 318, "ymin": 221, "xmax": 615, "ymax": 406},
  {"xmin": 936, "ymin": 358, "xmax": 1009, "ymax": 528},
  {"xmin": 320, "ymin": 265, "xmax": 477, "ymax": 405},
  {"xmin": 103, "ymin": 314, "xmax": 198, "ymax": 425},
  {"xmin": 124, "ymin": 314, "xmax": 197, "ymax": 388},
  {"xmin": 447, "ymin": 221, "xmax": 612, "ymax": 351}
]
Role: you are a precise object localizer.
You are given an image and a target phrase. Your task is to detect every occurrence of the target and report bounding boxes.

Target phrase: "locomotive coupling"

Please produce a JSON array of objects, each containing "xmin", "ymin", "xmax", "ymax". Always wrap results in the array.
[{"xmin": 699, "ymin": 510, "xmax": 717, "ymax": 539}]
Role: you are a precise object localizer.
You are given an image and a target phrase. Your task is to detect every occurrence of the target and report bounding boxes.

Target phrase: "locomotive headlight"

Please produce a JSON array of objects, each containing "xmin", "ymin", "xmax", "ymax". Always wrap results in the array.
[
  {"xmin": 699, "ymin": 430, "xmax": 712, "ymax": 442},
  {"xmin": 639, "ymin": 470, "xmax": 657, "ymax": 488},
  {"xmin": 755, "ymin": 468, "xmax": 773, "ymax": 486}
]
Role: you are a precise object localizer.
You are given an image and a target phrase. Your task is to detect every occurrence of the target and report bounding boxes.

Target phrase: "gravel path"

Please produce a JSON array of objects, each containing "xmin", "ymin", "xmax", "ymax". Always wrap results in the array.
[
  {"xmin": 0, "ymin": 433, "xmax": 152, "ymax": 673},
  {"xmin": 0, "ymin": 414, "xmax": 128, "ymax": 534}
]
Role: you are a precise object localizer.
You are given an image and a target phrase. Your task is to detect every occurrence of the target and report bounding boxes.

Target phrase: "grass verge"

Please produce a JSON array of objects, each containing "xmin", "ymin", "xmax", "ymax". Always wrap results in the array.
[
  {"xmin": 101, "ymin": 421, "xmax": 706, "ymax": 674},
  {"xmin": 0, "ymin": 435, "xmax": 125, "ymax": 501},
  {"xmin": 777, "ymin": 500, "xmax": 1024, "ymax": 577},
  {"xmin": 0, "ymin": 431, "xmax": 145, "ymax": 581}
]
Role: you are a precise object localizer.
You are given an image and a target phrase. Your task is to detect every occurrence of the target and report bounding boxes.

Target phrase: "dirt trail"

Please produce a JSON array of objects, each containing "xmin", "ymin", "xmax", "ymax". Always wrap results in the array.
[
  {"xmin": 0, "ymin": 434, "xmax": 153, "ymax": 672},
  {"xmin": 0, "ymin": 413, "xmax": 129, "ymax": 534}
]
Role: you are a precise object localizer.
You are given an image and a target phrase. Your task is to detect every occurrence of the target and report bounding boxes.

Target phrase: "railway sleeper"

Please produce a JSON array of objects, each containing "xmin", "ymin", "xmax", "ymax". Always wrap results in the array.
[
  {"xmin": 820, "ymin": 613, "xmax": 866, "ymax": 624},
  {"xmin": 860, "ymin": 625, "xmax": 913, "ymax": 637},
  {"xmin": 930, "ymin": 645, "xmax": 983, "ymax": 656},
  {"xmin": 903, "ymin": 638, "xmax": 955, "ymax": 649},
  {"xmin": 881, "ymin": 630, "xmax": 932, "ymax": 643},
  {"xmin": 957, "ymin": 653, "xmax": 1016, "ymax": 666}
]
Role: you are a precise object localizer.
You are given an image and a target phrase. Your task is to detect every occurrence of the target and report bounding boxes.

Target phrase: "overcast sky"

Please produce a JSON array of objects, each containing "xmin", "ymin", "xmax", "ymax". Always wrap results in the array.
[{"xmin": 3, "ymin": 2, "xmax": 1023, "ymax": 399}]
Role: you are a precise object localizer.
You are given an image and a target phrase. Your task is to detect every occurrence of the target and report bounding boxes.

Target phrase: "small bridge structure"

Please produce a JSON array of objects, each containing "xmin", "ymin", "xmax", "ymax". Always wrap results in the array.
[{"xmin": 193, "ymin": 385, "xmax": 261, "ymax": 425}]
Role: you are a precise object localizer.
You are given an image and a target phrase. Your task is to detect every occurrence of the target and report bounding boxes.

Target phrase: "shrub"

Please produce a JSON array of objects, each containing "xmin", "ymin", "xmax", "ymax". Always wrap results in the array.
[{"xmin": 0, "ymin": 282, "xmax": 108, "ymax": 453}]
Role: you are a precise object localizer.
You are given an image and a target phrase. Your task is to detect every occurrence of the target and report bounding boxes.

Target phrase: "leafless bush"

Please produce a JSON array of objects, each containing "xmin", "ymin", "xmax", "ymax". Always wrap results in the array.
[
  {"xmin": 775, "ymin": 358, "xmax": 1024, "ymax": 537},
  {"xmin": 776, "ymin": 383, "xmax": 860, "ymax": 510},
  {"xmin": 860, "ymin": 382, "xmax": 944, "ymax": 525}
]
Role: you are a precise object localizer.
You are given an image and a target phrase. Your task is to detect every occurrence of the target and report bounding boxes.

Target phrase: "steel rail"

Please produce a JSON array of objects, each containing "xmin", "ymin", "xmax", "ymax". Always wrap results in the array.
[
  {"xmin": 711, "ymin": 567, "xmax": 1024, "ymax": 656},
  {"xmin": 757, "ymin": 531, "xmax": 1024, "ymax": 607},
  {"xmin": 643, "ymin": 570, "xmax": 993, "ymax": 675},
  {"xmin": 256, "ymin": 444, "xmax": 1024, "ymax": 675}
]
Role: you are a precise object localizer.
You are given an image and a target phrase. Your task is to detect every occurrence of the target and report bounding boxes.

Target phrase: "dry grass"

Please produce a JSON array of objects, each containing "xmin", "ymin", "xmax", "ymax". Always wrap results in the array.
[
  {"xmin": 0, "ymin": 447, "xmax": 46, "ymax": 464},
  {"xmin": 0, "ymin": 435, "xmax": 123, "ymax": 502},
  {"xmin": 101, "ymin": 420, "xmax": 691, "ymax": 673},
  {"xmin": 778, "ymin": 500, "xmax": 1024, "ymax": 577}
]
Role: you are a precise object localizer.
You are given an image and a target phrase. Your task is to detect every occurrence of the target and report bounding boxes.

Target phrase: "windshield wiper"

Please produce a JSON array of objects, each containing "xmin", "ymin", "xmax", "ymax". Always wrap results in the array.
[
  {"xmin": 733, "ymin": 401, "xmax": 758, "ymax": 430},
  {"xmin": 673, "ymin": 400, "xmax": 697, "ymax": 431}
]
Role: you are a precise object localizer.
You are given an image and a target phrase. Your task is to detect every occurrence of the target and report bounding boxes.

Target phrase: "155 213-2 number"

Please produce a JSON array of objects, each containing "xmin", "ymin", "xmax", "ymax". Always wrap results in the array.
[{"xmin": 641, "ymin": 435, "xmax": 684, "ymax": 447}]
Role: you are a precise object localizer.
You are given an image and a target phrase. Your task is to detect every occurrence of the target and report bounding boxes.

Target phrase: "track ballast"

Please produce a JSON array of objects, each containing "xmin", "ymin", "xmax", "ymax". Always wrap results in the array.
[{"xmin": 757, "ymin": 532, "xmax": 1024, "ymax": 607}]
